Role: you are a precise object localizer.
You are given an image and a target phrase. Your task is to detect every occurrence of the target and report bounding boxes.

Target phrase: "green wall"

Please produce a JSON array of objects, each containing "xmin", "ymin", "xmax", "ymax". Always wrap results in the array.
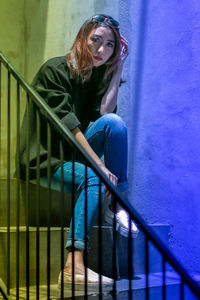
[{"xmin": 0, "ymin": 0, "xmax": 119, "ymax": 177}]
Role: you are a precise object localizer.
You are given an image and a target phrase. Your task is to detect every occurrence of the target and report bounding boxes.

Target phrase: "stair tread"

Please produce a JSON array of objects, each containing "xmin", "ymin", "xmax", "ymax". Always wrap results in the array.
[
  {"xmin": 3, "ymin": 271, "xmax": 200, "ymax": 300},
  {"xmin": 0, "ymin": 226, "xmax": 69, "ymax": 232},
  {"xmin": 0, "ymin": 225, "xmax": 112, "ymax": 232}
]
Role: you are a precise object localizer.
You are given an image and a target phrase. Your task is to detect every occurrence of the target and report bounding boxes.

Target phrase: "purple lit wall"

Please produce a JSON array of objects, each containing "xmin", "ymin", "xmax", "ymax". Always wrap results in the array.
[{"xmin": 118, "ymin": 0, "xmax": 200, "ymax": 274}]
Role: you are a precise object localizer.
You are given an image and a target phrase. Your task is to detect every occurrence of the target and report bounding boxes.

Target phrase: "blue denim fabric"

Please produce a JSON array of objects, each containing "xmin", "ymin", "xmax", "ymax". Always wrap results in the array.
[
  {"xmin": 84, "ymin": 113, "xmax": 128, "ymax": 187},
  {"xmin": 41, "ymin": 113, "xmax": 129, "ymax": 250},
  {"xmin": 51, "ymin": 162, "xmax": 104, "ymax": 250}
]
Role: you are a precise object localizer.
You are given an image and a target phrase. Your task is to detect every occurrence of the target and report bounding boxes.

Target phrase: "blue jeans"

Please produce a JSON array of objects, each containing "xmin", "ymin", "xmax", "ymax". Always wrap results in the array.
[{"xmin": 49, "ymin": 113, "xmax": 128, "ymax": 250}]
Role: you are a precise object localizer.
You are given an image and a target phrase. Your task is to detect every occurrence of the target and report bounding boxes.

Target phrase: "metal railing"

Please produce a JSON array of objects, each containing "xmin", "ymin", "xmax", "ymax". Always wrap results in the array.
[{"xmin": 0, "ymin": 50, "xmax": 200, "ymax": 299}]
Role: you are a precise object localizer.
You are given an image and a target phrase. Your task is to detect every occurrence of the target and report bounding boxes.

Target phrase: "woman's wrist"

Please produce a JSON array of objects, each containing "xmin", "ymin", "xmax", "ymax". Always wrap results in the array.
[
  {"xmin": 110, "ymin": 65, "xmax": 123, "ymax": 86},
  {"xmin": 96, "ymin": 159, "xmax": 105, "ymax": 170}
]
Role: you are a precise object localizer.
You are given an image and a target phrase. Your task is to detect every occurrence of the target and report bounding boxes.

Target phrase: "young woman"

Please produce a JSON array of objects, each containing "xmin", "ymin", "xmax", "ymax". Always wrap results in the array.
[{"xmin": 19, "ymin": 14, "xmax": 138, "ymax": 291}]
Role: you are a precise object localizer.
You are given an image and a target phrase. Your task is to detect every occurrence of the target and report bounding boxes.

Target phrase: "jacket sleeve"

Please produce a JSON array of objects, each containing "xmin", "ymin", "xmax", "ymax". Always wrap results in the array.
[{"xmin": 31, "ymin": 62, "xmax": 80, "ymax": 131}]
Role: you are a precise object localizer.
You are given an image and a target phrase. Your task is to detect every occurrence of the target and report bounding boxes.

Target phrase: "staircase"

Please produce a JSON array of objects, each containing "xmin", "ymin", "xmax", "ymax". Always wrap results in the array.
[
  {"xmin": 1, "ymin": 178, "xmax": 200, "ymax": 299},
  {"xmin": 1, "ymin": 51, "xmax": 200, "ymax": 299}
]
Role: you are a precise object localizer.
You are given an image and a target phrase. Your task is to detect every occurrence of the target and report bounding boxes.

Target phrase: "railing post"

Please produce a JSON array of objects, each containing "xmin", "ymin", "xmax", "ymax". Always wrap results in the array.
[
  {"xmin": 98, "ymin": 180, "xmax": 103, "ymax": 298},
  {"xmin": 128, "ymin": 215, "xmax": 133, "ymax": 300},
  {"xmin": 145, "ymin": 236, "xmax": 149, "ymax": 300},
  {"xmin": 162, "ymin": 257, "xmax": 166, "ymax": 300},
  {"xmin": 84, "ymin": 165, "xmax": 88, "ymax": 298},
  {"xmin": 59, "ymin": 139, "xmax": 65, "ymax": 299},
  {"xmin": 0, "ymin": 60, "xmax": 1, "ymax": 178},
  {"xmin": 112, "ymin": 195, "xmax": 117, "ymax": 299},
  {"xmin": 36, "ymin": 108, "xmax": 41, "ymax": 299},
  {"xmin": 180, "ymin": 277, "xmax": 184, "ymax": 300},
  {"xmin": 16, "ymin": 81, "xmax": 20, "ymax": 300},
  {"xmin": 71, "ymin": 158, "xmax": 75, "ymax": 299},
  {"xmin": 6, "ymin": 70, "xmax": 11, "ymax": 296},
  {"xmin": 25, "ymin": 93, "xmax": 30, "ymax": 300},
  {"xmin": 47, "ymin": 121, "xmax": 52, "ymax": 299}
]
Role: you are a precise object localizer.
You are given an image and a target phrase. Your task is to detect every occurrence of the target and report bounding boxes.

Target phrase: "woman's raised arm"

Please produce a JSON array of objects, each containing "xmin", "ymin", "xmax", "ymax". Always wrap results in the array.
[{"xmin": 100, "ymin": 35, "xmax": 128, "ymax": 115}]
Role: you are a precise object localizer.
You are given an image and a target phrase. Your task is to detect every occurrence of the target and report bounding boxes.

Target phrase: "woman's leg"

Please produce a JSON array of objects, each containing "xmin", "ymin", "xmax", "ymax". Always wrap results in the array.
[
  {"xmin": 84, "ymin": 113, "xmax": 139, "ymax": 238},
  {"xmin": 52, "ymin": 161, "xmax": 104, "ymax": 273},
  {"xmin": 84, "ymin": 113, "xmax": 129, "ymax": 193},
  {"xmin": 53, "ymin": 162, "xmax": 113, "ymax": 287}
]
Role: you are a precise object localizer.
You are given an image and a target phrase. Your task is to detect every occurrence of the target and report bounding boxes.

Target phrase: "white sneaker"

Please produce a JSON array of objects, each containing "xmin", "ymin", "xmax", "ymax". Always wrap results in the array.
[
  {"xmin": 58, "ymin": 268, "xmax": 113, "ymax": 292},
  {"xmin": 105, "ymin": 206, "xmax": 139, "ymax": 238}
]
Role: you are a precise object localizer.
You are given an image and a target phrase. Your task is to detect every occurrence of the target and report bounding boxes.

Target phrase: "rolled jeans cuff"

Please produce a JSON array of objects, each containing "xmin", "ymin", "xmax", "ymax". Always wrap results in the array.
[{"xmin": 65, "ymin": 239, "xmax": 90, "ymax": 252}]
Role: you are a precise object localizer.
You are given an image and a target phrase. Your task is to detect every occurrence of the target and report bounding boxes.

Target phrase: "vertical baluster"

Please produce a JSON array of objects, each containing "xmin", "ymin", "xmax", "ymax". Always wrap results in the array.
[
  {"xmin": 25, "ymin": 94, "xmax": 30, "ymax": 300},
  {"xmin": 84, "ymin": 165, "xmax": 88, "ymax": 299},
  {"xmin": 36, "ymin": 108, "xmax": 41, "ymax": 299},
  {"xmin": 71, "ymin": 157, "xmax": 75, "ymax": 299},
  {"xmin": 145, "ymin": 236, "xmax": 149, "ymax": 300},
  {"xmin": 98, "ymin": 179, "xmax": 102, "ymax": 299},
  {"xmin": 162, "ymin": 257, "xmax": 166, "ymax": 300},
  {"xmin": 0, "ymin": 61, "xmax": 1, "ymax": 177},
  {"xmin": 180, "ymin": 276, "xmax": 184, "ymax": 300},
  {"xmin": 0, "ymin": 62, "xmax": 3, "ymax": 299},
  {"xmin": 0, "ymin": 63, "xmax": 1, "ymax": 297},
  {"xmin": 47, "ymin": 122, "xmax": 52, "ymax": 300},
  {"xmin": 0, "ymin": 63, "xmax": 3, "ymax": 296},
  {"xmin": 7, "ymin": 70, "xmax": 11, "ymax": 296},
  {"xmin": 16, "ymin": 82, "xmax": 20, "ymax": 300},
  {"xmin": 59, "ymin": 139, "xmax": 64, "ymax": 299},
  {"xmin": 128, "ymin": 214, "xmax": 133, "ymax": 300},
  {"xmin": 112, "ymin": 194, "xmax": 117, "ymax": 299}
]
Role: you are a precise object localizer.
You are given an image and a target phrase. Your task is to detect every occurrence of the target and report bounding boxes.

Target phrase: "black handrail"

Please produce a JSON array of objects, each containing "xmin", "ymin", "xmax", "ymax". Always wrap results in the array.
[
  {"xmin": 1, "ymin": 51, "xmax": 200, "ymax": 298},
  {"xmin": 0, "ymin": 279, "xmax": 11, "ymax": 300}
]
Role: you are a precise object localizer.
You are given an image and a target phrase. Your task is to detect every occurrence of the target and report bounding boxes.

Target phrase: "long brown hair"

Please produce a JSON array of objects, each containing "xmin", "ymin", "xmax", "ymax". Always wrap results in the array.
[{"xmin": 66, "ymin": 15, "xmax": 121, "ymax": 86}]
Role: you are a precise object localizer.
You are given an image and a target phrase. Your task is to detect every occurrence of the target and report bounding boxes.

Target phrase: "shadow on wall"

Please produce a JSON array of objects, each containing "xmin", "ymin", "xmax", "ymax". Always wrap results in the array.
[{"xmin": 0, "ymin": 0, "xmax": 49, "ymax": 178}]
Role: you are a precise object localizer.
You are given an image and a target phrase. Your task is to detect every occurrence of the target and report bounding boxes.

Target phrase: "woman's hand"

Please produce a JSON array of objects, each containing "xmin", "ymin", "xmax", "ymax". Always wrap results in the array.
[
  {"xmin": 119, "ymin": 35, "xmax": 129, "ymax": 65},
  {"xmin": 100, "ymin": 35, "xmax": 129, "ymax": 115},
  {"xmin": 72, "ymin": 127, "xmax": 118, "ymax": 197},
  {"xmin": 99, "ymin": 164, "xmax": 118, "ymax": 198}
]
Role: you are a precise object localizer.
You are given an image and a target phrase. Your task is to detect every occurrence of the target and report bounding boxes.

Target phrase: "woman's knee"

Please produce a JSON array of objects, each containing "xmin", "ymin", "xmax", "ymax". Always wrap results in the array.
[{"xmin": 102, "ymin": 113, "xmax": 127, "ymax": 135}]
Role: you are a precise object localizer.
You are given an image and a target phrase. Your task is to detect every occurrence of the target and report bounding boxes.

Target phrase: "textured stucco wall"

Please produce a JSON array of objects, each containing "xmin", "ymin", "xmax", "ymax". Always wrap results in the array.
[
  {"xmin": 25, "ymin": 0, "xmax": 119, "ymax": 82},
  {"xmin": 25, "ymin": 0, "xmax": 94, "ymax": 82},
  {"xmin": 0, "ymin": 0, "xmax": 25, "ymax": 73},
  {"xmin": 0, "ymin": 0, "xmax": 26, "ymax": 176},
  {"xmin": 123, "ymin": 0, "xmax": 200, "ymax": 274},
  {"xmin": 0, "ymin": 0, "xmax": 49, "ymax": 176}
]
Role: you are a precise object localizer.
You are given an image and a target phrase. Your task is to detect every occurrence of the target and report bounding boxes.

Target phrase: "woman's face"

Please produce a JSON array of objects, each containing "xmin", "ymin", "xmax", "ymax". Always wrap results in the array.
[{"xmin": 87, "ymin": 26, "xmax": 115, "ymax": 67}]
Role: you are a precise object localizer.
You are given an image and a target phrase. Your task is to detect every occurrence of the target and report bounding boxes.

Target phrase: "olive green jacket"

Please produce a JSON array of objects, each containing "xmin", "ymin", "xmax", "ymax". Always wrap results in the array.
[{"xmin": 19, "ymin": 56, "xmax": 110, "ymax": 179}]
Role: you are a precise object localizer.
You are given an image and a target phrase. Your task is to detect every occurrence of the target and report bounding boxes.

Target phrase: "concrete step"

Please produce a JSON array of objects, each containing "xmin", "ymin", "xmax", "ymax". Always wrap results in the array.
[
  {"xmin": 133, "ymin": 224, "xmax": 171, "ymax": 275},
  {"xmin": 0, "ymin": 226, "xmax": 68, "ymax": 288},
  {"xmin": 0, "ymin": 225, "xmax": 121, "ymax": 288},
  {"xmin": 3, "ymin": 271, "xmax": 200, "ymax": 300},
  {"xmin": 0, "ymin": 224, "xmax": 170, "ymax": 289},
  {"xmin": 0, "ymin": 178, "xmax": 26, "ymax": 226},
  {"xmin": 0, "ymin": 178, "xmax": 75, "ymax": 227},
  {"xmin": 0, "ymin": 179, "xmax": 173, "ymax": 292},
  {"xmin": 88, "ymin": 224, "xmax": 171, "ymax": 278}
]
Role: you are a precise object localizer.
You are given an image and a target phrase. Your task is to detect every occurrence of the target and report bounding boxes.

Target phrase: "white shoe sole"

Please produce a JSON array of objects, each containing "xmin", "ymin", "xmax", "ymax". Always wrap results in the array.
[
  {"xmin": 58, "ymin": 268, "xmax": 113, "ymax": 293},
  {"xmin": 58, "ymin": 281, "xmax": 113, "ymax": 292}
]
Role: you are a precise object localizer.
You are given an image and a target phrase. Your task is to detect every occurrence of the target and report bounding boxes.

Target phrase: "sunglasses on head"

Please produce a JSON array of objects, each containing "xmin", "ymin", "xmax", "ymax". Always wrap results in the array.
[{"xmin": 91, "ymin": 15, "xmax": 120, "ymax": 29}]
